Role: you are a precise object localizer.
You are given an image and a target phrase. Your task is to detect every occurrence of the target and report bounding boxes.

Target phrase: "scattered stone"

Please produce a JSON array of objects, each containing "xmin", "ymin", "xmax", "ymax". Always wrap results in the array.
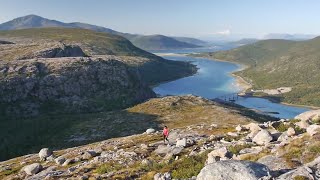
[
  {"xmin": 62, "ymin": 159, "xmax": 73, "ymax": 166},
  {"xmin": 176, "ymin": 138, "xmax": 187, "ymax": 147},
  {"xmin": 55, "ymin": 156, "xmax": 66, "ymax": 165},
  {"xmin": 295, "ymin": 109, "xmax": 320, "ymax": 121},
  {"xmin": 154, "ymin": 172, "xmax": 171, "ymax": 180},
  {"xmin": 252, "ymin": 130, "xmax": 273, "ymax": 145},
  {"xmin": 276, "ymin": 166, "xmax": 314, "ymax": 180},
  {"xmin": 295, "ymin": 120, "xmax": 310, "ymax": 129},
  {"xmin": 227, "ymin": 132, "xmax": 238, "ymax": 137},
  {"xmin": 171, "ymin": 147, "xmax": 183, "ymax": 155},
  {"xmin": 140, "ymin": 144, "xmax": 148, "ymax": 150},
  {"xmin": 210, "ymin": 124, "xmax": 218, "ymax": 128},
  {"xmin": 286, "ymin": 127, "xmax": 296, "ymax": 137},
  {"xmin": 146, "ymin": 128, "xmax": 156, "ymax": 134},
  {"xmin": 141, "ymin": 159, "xmax": 153, "ymax": 166},
  {"xmin": 277, "ymin": 132, "xmax": 290, "ymax": 142},
  {"xmin": 306, "ymin": 125, "xmax": 320, "ymax": 136},
  {"xmin": 235, "ymin": 125, "xmax": 243, "ymax": 132},
  {"xmin": 39, "ymin": 148, "xmax": 53, "ymax": 161},
  {"xmin": 197, "ymin": 160, "xmax": 271, "ymax": 180},
  {"xmin": 244, "ymin": 123, "xmax": 261, "ymax": 133},
  {"xmin": 82, "ymin": 150, "xmax": 97, "ymax": 160},
  {"xmin": 23, "ymin": 163, "xmax": 43, "ymax": 175},
  {"xmin": 257, "ymin": 155, "xmax": 290, "ymax": 172},
  {"xmin": 206, "ymin": 147, "xmax": 231, "ymax": 164},
  {"xmin": 155, "ymin": 145, "xmax": 171, "ymax": 156}
]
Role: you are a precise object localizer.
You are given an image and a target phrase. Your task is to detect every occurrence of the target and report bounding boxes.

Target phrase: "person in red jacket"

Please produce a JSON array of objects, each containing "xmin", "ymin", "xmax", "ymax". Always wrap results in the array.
[{"xmin": 163, "ymin": 126, "xmax": 169, "ymax": 144}]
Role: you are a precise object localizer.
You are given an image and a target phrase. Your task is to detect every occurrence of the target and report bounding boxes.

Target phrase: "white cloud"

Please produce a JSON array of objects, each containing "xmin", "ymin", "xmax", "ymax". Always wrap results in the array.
[{"xmin": 215, "ymin": 29, "xmax": 231, "ymax": 36}]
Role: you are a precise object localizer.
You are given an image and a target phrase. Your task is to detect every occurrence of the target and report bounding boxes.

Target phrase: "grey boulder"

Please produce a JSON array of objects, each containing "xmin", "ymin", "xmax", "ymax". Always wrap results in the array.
[
  {"xmin": 197, "ymin": 160, "xmax": 271, "ymax": 180},
  {"xmin": 23, "ymin": 163, "xmax": 43, "ymax": 175}
]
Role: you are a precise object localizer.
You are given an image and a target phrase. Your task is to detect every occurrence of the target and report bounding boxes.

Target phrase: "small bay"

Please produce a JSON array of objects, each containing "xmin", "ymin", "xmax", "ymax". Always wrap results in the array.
[{"xmin": 153, "ymin": 49, "xmax": 309, "ymax": 119}]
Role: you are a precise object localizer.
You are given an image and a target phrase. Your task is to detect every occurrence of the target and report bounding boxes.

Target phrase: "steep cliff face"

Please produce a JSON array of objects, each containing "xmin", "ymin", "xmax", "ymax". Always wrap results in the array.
[{"xmin": 0, "ymin": 56, "xmax": 155, "ymax": 117}]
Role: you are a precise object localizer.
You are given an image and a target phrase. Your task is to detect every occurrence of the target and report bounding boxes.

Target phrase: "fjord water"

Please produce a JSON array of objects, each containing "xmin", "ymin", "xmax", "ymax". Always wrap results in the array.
[{"xmin": 153, "ymin": 50, "xmax": 309, "ymax": 119}]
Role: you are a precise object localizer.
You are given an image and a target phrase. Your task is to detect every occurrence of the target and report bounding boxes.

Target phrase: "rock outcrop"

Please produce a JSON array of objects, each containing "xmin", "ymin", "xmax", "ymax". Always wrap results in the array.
[
  {"xmin": 16, "ymin": 42, "xmax": 87, "ymax": 60},
  {"xmin": 0, "ymin": 56, "xmax": 155, "ymax": 117}
]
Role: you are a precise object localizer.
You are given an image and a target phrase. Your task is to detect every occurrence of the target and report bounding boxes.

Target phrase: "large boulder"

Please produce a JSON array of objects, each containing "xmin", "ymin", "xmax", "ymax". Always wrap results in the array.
[
  {"xmin": 257, "ymin": 155, "xmax": 290, "ymax": 171},
  {"xmin": 306, "ymin": 125, "xmax": 320, "ymax": 136},
  {"xmin": 23, "ymin": 163, "xmax": 43, "ymax": 175},
  {"xmin": 197, "ymin": 160, "xmax": 270, "ymax": 180},
  {"xmin": 252, "ymin": 130, "xmax": 273, "ymax": 145},
  {"xmin": 276, "ymin": 166, "xmax": 314, "ymax": 180},
  {"xmin": 39, "ymin": 148, "xmax": 53, "ymax": 161}
]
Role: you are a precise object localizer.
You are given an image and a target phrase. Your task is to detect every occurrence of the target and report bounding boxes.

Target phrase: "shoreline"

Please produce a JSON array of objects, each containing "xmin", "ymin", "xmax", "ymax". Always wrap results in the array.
[{"xmin": 190, "ymin": 54, "xmax": 319, "ymax": 110}]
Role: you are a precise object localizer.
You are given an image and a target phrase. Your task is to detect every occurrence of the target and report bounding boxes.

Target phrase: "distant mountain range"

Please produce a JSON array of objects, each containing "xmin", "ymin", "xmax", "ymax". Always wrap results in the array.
[
  {"xmin": 0, "ymin": 15, "xmax": 205, "ymax": 50},
  {"xmin": 263, "ymin": 33, "xmax": 317, "ymax": 40},
  {"xmin": 228, "ymin": 38, "xmax": 260, "ymax": 46}
]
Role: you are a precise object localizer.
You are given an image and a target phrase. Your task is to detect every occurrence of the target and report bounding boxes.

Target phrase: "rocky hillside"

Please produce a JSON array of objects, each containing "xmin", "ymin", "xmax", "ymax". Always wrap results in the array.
[
  {"xmin": 194, "ymin": 37, "xmax": 320, "ymax": 107},
  {"xmin": 0, "ymin": 55, "xmax": 155, "ymax": 117},
  {"xmin": 1, "ymin": 95, "xmax": 319, "ymax": 179},
  {"xmin": 0, "ymin": 28, "xmax": 196, "ymax": 85}
]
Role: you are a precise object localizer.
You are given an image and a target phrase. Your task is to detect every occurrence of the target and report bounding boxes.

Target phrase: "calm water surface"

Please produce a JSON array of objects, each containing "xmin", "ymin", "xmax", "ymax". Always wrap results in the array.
[{"xmin": 153, "ymin": 50, "xmax": 309, "ymax": 119}]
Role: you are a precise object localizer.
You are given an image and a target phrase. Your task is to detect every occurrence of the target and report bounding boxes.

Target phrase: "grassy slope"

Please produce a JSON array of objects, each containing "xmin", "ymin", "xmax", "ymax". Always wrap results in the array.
[
  {"xmin": 0, "ymin": 28, "xmax": 196, "ymax": 85},
  {"xmin": 195, "ymin": 37, "xmax": 320, "ymax": 106},
  {"xmin": 0, "ymin": 95, "xmax": 275, "ymax": 161}
]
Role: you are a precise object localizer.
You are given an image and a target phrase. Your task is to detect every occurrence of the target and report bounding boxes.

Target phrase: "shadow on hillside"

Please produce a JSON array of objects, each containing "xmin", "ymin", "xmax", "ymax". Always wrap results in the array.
[
  {"xmin": 0, "ymin": 110, "xmax": 161, "ymax": 161},
  {"xmin": 213, "ymin": 99, "xmax": 279, "ymax": 123}
]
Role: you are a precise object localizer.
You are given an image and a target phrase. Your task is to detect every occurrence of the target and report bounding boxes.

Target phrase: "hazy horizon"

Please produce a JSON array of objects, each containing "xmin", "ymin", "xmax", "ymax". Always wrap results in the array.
[{"xmin": 1, "ymin": 0, "xmax": 320, "ymax": 40}]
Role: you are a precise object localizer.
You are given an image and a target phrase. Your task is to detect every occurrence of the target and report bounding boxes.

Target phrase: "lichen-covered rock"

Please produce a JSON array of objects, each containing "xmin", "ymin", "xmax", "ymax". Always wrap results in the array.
[{"xmin": 197, "ymin": 160, "xmax": 271, "ymax": 180}]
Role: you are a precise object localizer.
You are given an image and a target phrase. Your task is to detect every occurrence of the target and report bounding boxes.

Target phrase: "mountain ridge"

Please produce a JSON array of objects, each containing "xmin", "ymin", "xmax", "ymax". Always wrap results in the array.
[{"xmin": 0, "ymin": 15, "xmax": 205, "ymax": 50}]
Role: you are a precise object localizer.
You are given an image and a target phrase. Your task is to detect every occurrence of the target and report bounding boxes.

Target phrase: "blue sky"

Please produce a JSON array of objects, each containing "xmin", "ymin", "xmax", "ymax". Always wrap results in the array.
[{"xmin": 0, "ymin": 0, "xmax": 319, "ymax": 39}]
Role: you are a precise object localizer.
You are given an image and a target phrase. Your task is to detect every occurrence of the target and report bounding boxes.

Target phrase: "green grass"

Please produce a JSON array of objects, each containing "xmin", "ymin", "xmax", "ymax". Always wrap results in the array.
[
  {"xmin": 228, "ymin": 144, "xmax": 253, "ymax": 155},
  {"xmin": 140, "ymin": 151, "xmax": 209, "ymax": 179}
]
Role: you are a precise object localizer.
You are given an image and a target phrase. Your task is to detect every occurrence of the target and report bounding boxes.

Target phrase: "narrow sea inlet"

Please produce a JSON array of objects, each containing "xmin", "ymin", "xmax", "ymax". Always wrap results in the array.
[{"xmin": 153, "ymin": 52, "xmax": 309, "ymax": 119}]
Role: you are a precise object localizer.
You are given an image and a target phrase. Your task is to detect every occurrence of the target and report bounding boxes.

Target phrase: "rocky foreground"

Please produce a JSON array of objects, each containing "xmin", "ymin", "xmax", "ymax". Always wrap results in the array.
[{"xmin": 1, "ymin": 95, "xmax": 319, "ymax": 180}]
